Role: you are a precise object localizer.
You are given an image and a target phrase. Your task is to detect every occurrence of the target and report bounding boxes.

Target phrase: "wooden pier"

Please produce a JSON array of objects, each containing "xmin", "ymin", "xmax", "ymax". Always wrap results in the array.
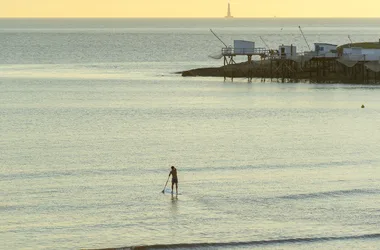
[
  {"xmin": 222, "ymin": 47, "xmax": 270, "ymax": 65},
  {"xmin": 213, "ymin": 51, "xmax": 380, "ymax": 84},
  {"xmin": 182, "ymin": 56, "xmax": 380, "ymax": 84}
]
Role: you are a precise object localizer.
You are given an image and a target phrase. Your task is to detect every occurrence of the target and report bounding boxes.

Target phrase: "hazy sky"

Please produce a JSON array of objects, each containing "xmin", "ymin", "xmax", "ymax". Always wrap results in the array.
[{"xmin": 2, "ymin": 0, "xmax": 380, "ymax": 18}]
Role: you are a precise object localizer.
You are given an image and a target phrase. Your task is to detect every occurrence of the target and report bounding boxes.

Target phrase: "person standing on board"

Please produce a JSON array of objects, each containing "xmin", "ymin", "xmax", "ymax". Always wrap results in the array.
[{"xmin": 169, "ymin": 166, "xmax": 178, "ymax": 194}]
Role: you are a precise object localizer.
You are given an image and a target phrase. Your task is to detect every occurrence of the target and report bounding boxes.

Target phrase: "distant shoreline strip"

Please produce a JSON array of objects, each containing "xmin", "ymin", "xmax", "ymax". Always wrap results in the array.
[{"xmin": 85, "ymin": 233, "xmax": 380, "ymax": 250}]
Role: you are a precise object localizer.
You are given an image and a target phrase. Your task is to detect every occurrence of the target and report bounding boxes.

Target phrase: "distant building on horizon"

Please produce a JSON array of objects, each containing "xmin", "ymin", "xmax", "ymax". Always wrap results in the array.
[{"xmin": 225, "ymin": 1, "xmax": 233, "ymax": 18}]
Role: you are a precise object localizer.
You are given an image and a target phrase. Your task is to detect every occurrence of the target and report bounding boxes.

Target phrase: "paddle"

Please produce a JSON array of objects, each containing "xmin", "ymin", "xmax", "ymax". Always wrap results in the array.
[{"xmin": 161, "ymin": 175, "xmax": 170, "ymax": 193}]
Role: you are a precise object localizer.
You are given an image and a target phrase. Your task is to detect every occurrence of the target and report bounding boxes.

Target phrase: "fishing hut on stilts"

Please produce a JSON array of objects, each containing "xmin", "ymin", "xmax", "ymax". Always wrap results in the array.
[
  {"xmin": 209, "ymin": 29, "xmax": 269, "ymax": 82},
  {"xmin": 203, "ymin": 28, "xmax": 380, "ymax": 83},
  {"xmin": 221, "ymin": 40, "xmax": 269, "ymax": 82}
]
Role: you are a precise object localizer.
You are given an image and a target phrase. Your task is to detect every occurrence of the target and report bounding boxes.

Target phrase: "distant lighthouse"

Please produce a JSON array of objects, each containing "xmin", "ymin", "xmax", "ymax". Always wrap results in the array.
[{"xmin": 225, "ymin": 1, "xmax": 233, "ymax": 18}]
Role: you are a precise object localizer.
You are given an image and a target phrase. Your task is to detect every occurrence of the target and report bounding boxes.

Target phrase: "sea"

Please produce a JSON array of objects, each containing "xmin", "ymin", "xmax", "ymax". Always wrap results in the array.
[{"xmin": 1, "ymin": 18, "xmax": 380, "ymax": 250}]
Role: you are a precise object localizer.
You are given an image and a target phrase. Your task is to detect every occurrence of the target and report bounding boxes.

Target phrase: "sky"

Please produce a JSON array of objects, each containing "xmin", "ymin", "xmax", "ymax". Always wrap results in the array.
[{"xmin": 1, "ymin": 0, "xmax": 380, "ymax": 18}]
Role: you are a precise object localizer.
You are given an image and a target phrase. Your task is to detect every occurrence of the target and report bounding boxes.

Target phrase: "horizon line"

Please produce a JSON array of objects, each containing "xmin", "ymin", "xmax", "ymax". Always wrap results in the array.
[{"xmin": 1, "ymin": 16, "xmax": 380, "ymax": 19}]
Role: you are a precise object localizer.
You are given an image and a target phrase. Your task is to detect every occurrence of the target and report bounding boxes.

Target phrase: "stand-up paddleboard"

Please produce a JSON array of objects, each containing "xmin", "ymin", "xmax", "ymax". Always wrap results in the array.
[{"xmin": 163, "ymin": 188, "xmax": 182, "ymax": 195}]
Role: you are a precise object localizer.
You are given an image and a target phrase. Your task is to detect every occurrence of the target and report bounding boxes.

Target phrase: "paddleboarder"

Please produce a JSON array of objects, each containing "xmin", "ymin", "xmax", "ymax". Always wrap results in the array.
[{"xmin": 169, "ymin": 166, "xmax": 178, "ymax": 194}]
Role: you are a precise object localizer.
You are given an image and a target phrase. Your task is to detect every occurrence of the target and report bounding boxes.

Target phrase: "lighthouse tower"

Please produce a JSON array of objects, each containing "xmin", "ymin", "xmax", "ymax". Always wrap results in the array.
[{"xmin": 225, "ymin": 1, "xmax": 233, "ymax": 18}]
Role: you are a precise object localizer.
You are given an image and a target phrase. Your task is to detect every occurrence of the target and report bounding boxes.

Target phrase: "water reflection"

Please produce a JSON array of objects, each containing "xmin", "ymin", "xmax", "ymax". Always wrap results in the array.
[
  {"xmin": 171, "ymin": 194, "xmax": 178, "ymax": 211},
  {"xmin": 171, "ymin": 193, "xmax": 178, "ymax": 201}
]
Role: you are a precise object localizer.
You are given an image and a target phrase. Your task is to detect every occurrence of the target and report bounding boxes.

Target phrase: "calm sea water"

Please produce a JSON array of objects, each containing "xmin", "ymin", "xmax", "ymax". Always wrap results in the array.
[{"xmin": 1, "ymin": 18, "xmax": 380, "ymax": 250}]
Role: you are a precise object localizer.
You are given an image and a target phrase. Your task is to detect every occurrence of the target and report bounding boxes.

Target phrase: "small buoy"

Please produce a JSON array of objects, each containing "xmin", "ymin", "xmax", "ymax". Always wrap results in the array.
[{"xmin": 361, "ymin": 104, "xmax": 365, "ymax": 108}]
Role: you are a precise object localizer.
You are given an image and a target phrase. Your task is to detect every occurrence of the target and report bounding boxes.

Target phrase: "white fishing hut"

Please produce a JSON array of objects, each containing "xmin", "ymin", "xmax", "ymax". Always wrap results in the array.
[
  {"xmin": 233, "ymin": 40, "xmax": 255, "ymax": 54},
  {"xmin": 278, "ymin": 45, "xmax": 297, "ymax": 59},
  {"xmin": 221, "ymin": 40, "xmax": 268, "ymax": 65},
  {"xmin": 314, "ymin": 43, "xmax": 338, "ymax": 57},
  {"xmin": 343, "ymin": 47, "xmax": 380, "ymax": 61}
]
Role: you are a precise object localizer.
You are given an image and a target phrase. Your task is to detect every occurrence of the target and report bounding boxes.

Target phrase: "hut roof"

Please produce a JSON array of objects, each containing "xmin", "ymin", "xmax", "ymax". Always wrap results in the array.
[{"xmin": 337, "ymin": 42, "xmax": 380, "ymax": 53}]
